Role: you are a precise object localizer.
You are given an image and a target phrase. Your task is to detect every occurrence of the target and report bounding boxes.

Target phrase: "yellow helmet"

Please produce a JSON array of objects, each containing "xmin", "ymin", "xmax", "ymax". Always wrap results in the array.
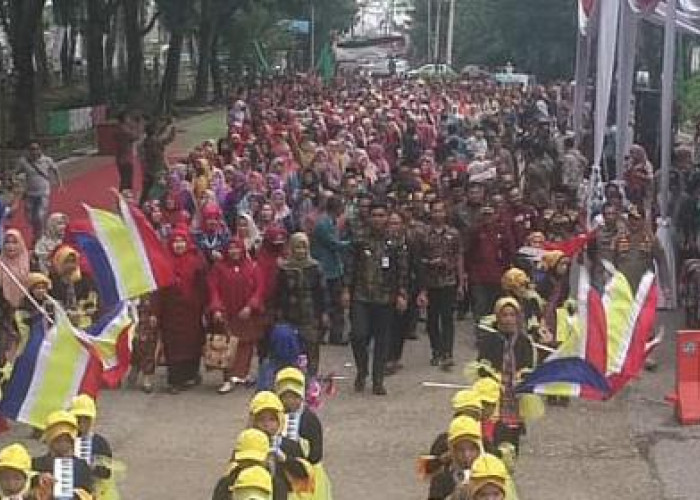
[
  {"xmin": 450, "ymin": 390, "xmax": 483, "ymax": 414},
  {"xmin": 500, "ymin": 268, "xmax": 529, "ymax": 293},
  {"xmin": 0, "ymin": 444, "xmax": 31, "ymax": 476},
  {"xmin": 249, "ymin": 392, "xmax": 284, "ymax": 420},
  {"xmin": 447, "ymin": 416, "xmax": 481, "ymax": 446},
  {"xmin": 234, "ymin": 429, "xmax": 270, "ymax": 463},
  {"xmin": 70, "ymin": 394, "xmax": 97, "ymax": 420},
  {"xmin": 541, "ymin": 250, "xmax": 566, "ymax": 271},
  {"xmin": 473, "ymin": 377, "xmax": 501, "ymax": 405},
  {"xmin": 231, "ymin": 465, "xmax": 273, "ymax": 500},
  {"xmin": 43, "ymin": 410, "xmax": 78, "ymax": 443},
  {"xmin": 493, "ymin": 296, "xmax": 520, "ymax": 316},
  {"xmin": 274, "ymin": 367, "xmax": 305, "ymax": 398},
  {"xmin": 27, "ymin": 272, "xmax": 51, "ymax": 290},
  {"xmin": 468, "ymin": 453, "xmax": 508, "ymax": 496}
]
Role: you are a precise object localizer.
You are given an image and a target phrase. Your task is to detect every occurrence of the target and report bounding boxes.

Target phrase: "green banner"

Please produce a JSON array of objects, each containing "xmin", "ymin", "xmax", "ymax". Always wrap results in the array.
[{"xmin": 48, "ymin": 110, "xmax": 70, "ymax": 136}]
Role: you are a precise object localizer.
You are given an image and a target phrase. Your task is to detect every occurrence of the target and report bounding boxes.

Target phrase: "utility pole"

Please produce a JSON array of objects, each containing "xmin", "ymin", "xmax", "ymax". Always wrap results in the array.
[
  {"xmin": 446, "ymin": 0, "xmax": 455, "ymax": 66},
  {"xmin": 434, "ymin": 0, "xmax": 443, "ymax": 64},
  {"xmin": 310, "ymin": 0, "xmax": 315, "ymax": 70},
  {"xmin": 427, "ymin": 0, "xmax": 432, "ymax": 62}
]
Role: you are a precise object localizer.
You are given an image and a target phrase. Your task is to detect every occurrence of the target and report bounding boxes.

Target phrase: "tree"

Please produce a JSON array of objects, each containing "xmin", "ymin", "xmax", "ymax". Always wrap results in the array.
[
  {"xmin": 411, "ymin": 0, "xmax": 577, "ymax": 80},
  {"xmin": 2, "ymin": 0, "xmax": 47, "ymax": 145},
  {"xmin": 193, "ymin": 0, "xmax": 213, "ymax": 103},
  {"xmin": 156, "ymin": 0, "xmax": 198, "ymax": 114}
]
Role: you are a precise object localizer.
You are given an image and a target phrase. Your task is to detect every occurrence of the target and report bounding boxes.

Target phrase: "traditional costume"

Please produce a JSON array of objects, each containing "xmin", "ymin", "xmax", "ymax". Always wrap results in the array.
[
  {"xmin": 31, "ymin": 411, "xmax": 94, "ymax": 499},
  {"xmin": 248, "ymin": 392, "xmax": 313, "ymax": 500},
  {"xmin": 154, "ymin": 229, "xmax": 207, "ymax": 392},
  {"xmin": 211, "ymin": 429, "xmax": 270, "ymax": 500},
  {"xmin": 70, "ymin": 395, "xmax": 119, "ymax": 500},
  {"xmin": 208, "ymin": 238, "xmax": 263, "ymax": 393},
  {"xmin": 275, "ymin": 368, "xmax": 332, "ymax": 500}
]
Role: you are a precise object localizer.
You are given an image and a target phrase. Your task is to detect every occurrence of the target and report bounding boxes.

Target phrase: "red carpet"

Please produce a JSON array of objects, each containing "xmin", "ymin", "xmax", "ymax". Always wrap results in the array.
[{"xmin": 9, "ymin": 159, "xmax": 144, "ymax": 245}]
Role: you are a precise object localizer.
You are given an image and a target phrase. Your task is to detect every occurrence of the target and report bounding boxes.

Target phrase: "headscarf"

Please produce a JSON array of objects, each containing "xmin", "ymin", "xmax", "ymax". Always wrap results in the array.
[
  {"xmin": 271, "ymin": 189, "xmax": 291, "ymax": 221},
  {"xmin": 52, "ymin": 245, "xmax": 82, "ymax": 283},
  {"xmin": 0, "ymin": 229, "xmax": 29, "ymax": 308},
  {"xmin": 168, "ymin": 227, "xmax": 204, "ymax": 303},
  {"xmin": 237, "ymin": 212, "xmax": 261, "ymax": 254},
  {"xmin": 34, "ymin": 213, "xmax": 68, "ymax": 273},
  {"xmin": 281, "ymin": 232, "xmax": 317, "ymax": 270}
]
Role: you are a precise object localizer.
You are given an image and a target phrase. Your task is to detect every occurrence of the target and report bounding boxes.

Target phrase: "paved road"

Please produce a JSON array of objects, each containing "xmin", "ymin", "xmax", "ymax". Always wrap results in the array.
[{"xmin": 0, "ymin": 309, "xmax": 694, "ymax": 499}]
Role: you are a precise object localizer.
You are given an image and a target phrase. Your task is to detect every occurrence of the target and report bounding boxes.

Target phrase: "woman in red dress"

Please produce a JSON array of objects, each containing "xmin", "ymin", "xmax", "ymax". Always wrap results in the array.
[
  {"xmin": 155, "ymin": 227, "xmax": 207, "ymax": 394},
  {"xmin": 208, "ymin": 238, "xmax": 263, "ymax": 394}
]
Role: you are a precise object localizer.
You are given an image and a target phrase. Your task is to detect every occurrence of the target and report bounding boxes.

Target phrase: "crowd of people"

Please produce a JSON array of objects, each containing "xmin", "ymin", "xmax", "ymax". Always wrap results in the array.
[{"xmin": 0, "ymin": 70, "xmax": 692, "ymax": 499}]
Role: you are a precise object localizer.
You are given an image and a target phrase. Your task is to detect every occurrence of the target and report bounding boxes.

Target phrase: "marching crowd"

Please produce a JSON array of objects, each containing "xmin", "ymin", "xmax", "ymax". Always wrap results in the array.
[{"xmin": 0, "ymin": 71, "xmax": 692, "ymax": 499}]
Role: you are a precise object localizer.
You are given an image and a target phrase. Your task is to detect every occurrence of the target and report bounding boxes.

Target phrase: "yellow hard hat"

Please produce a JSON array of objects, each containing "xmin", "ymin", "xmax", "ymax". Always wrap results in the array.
[
  {"xmin": 0, "ymin": 443, "xmax": 31, "ymax": 476},
  {"xmin": 274, "ymin": 367, "xmax": 305, "ymax": 398},
  {"xmin": 231, "ymin": 465, "xmax": 273, "ymax": 499},
  {"xmin": 249, "ymin": 392, "xmax": 284, "ymax": 420},
  {"xmin": 450, "ymin": 390, "xmax": 483, "ymax": 413},
  {"xmin": 447, "ymin": 415, "xmax": 481, "ymax": 446},
  {"xmin": 27, "ymin": 272, "xmax": 51, "ymax": 290},
  {"xmin": 234, "ymin": 429, "xmax": 270, "ymax": 464},
  {"xmin": 473, "ymin": 377, "xmax": 501, "ymax": 404},
  {"xmin": 500, "ymin": 268, "xmax": 529, "ymax": 293},
  {"xmin": 70, "ymin": 394, "xmax": 97, "ymax": 420},
  {"xmin": 541, "ymin": 250, "xmax": 566, "ymax": 271},
  {"xmin": 42, "ymin": 410, "xmax": 78, "ymax": 443},
  {"xmin": 468, "ymin": 453, "xmax": 508, "ymax": 496},
  {"xmin": 493, "ymin": 296, "xmax": 521, "ymax": 316}
]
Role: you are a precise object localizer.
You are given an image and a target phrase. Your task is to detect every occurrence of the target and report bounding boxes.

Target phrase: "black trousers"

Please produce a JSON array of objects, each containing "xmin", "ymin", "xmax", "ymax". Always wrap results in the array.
[
  {"xmin": 326, "ymin": 277, "xmax": 346, "ymax": 343},
  {"xmin": 117, "ymin": 159, "xmax": 134, "ymax": 192},
  {"xmin": 167, "ymin": 358, "xmax": 200, "ymax": 387},
  {"xmin": 427, "ymin": 286, "xmax": 456, "ymax": 358},
  {"xmin": 350, "ymin": 301, "xmax": 393, "ymax": 387},
  {"xmin": 470, "ymin": 283, "xmax": 501, "ymax": 319}
]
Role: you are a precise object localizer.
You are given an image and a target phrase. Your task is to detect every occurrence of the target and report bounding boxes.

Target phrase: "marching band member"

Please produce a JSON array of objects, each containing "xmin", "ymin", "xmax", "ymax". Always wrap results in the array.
[{"xmin": 32, "ymin": 410, "xmax": 94, "ymax": 499}]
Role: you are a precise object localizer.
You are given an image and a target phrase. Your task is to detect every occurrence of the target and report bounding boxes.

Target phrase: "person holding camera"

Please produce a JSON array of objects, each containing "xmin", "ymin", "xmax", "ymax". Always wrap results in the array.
[{"xmin": 139, "ymin": 116, "xmax": 176, "ymax": 205}]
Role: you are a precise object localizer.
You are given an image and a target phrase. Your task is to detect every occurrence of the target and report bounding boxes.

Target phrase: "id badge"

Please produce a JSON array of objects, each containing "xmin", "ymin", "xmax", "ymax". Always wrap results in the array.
[{"xmin": 381, "ymin": 256, "xmax": 390, "ymax": 269}]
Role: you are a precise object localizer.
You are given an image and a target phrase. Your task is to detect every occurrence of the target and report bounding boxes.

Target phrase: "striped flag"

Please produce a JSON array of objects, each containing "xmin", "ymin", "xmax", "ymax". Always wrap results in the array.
[
  {"xmin": 79, "ymin": 302, "xmax": 137, "ymax": 396},
  {"xmin": 0, "ymin": 304, "xmax": 136, "ymax": 428},
  {"xmin": 0, "ymin": 310, "xmax": 90, "ymax": 428},
  {"xmin": 70, "ymin": 197, "xmax": 174, "ymax": 308},
  {"xmin": 517, "ymin": 266, "xmax": 659, "ymax": 399},
  {"xmin": 517, "ymin": 266, "xmax": 611, "ymax": 399}
]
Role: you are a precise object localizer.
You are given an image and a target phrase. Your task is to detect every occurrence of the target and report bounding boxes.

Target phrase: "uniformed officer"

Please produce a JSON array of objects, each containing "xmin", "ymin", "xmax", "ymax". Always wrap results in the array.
[{"xmin": 343, "ymin": 200, "xmax": 409, "ymax": 396}]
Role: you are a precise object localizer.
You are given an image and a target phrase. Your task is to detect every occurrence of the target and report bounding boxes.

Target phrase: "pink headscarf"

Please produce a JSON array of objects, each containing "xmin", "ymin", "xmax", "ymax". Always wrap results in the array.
[{"xmin": 0, "ymin": 229, "xmax": 30, "ymax": 308}]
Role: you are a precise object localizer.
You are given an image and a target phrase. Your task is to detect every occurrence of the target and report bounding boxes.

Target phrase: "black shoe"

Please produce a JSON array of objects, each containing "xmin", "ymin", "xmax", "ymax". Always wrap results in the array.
[
  {"xmin": 430, "ymin": 355, "xmax": 441, "ymax": 367},
  {"xmin": 405, "ymin": 332, "xmax": 418, "ymax": 340},
  {"xmin": 329, "ymin": 340, "xmax": 349, "ymax": 346},
  {"xmin": 372, "ymin": 384, "xmax": 387, "ymax": 396},
  {"xmin": 354, "ymin": 375, "xmax": 366, "ymax": 392}
]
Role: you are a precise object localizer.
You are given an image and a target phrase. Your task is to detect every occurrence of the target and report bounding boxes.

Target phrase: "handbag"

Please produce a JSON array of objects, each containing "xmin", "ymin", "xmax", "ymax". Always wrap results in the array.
[{"xmin": 203, "ymin": 321, "xmax": 239, "ymax": 370}]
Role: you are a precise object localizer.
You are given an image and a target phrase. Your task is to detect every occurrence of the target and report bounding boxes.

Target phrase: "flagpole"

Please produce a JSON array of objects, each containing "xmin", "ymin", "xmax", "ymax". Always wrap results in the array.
[{"xmin": 0, "ymin": 260, "xmax": 54, "ymax": 325}]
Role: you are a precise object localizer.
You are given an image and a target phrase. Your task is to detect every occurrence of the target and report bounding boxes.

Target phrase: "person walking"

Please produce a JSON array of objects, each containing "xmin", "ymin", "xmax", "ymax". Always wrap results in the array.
[
  {"xmin": 418, "ymin": 199, "xmax": 465, "ymax": 370},
  {"xmin": 343, "ymin": 201, "xmax": 408, "ymax": 396},
  {"xmin": 311, "ymin": 195, "xmax": 349, "ymax": 345},
  {"xmin": 16, "ymin": 141, "xmax": 62, "ymax": 240},
  {"xmin": 139, "ymin": 116, "xmax": 176, "ymax": 205},
  {"xmin": 114, "ymin": 111, "xmax": 141, "ymax": 192}
]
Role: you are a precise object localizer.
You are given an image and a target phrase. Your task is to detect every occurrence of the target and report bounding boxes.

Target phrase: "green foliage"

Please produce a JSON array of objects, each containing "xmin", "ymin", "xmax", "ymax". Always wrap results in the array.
[
  {"xmin": 678, "ymin": 74, "xmax": 700, "ymax": 123},
  {"xmin": 411, "ymin": 0, "xmax": 577, "ymax": 80}
]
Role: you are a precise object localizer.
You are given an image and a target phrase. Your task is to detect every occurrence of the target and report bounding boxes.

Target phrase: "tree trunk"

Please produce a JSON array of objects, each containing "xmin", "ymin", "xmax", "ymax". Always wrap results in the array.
[
  {"xmin": 34, "ymin": 17, "xmax": 51, "ymax": 88},
  {"xmin": 193, "ymin": 0, "xmax": 213, "ymax": 103},
  {"xmin": 210, "ymin": 34, "xmax": 223, "ymax": 102},
  {"xmin": 158, "ymin": 31, "xmax": 184, "ymax": 116},
  {"xmin": 104, "ymin": 10, "xmax": 118, "ymax": 90},
  {"xmin": 60, "ymin": 28, "xmax": 72, "ymax": 84},
  {"xmin": 86, "ymin": 0, "xmax": 106, "ymax": 103},
  {"xmin": 9, "ymin": 0, "xmax": 46, "ymax": 146},
  {"xmin": 124, "ymin": 0, "xmax": 143, "ymax": 104}
]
